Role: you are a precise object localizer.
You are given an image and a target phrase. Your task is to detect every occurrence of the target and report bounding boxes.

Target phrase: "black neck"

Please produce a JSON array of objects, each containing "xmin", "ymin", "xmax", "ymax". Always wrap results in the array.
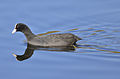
[{"xmin": 23, "ymin": 28, "xmax": 35, "ymax": 41}]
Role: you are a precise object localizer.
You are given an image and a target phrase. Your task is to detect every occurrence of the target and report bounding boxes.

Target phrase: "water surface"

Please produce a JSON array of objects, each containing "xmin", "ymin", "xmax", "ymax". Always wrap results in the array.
[{"xmin": 0, "ymin": 0, "xmax": 120, "ymax": 79}]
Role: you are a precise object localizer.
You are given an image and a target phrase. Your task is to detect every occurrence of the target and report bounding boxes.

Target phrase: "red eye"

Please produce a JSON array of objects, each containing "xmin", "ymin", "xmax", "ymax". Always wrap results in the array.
[{"xmin": 15, "ymin": 24, "xmax": 18, "ymax": 29}]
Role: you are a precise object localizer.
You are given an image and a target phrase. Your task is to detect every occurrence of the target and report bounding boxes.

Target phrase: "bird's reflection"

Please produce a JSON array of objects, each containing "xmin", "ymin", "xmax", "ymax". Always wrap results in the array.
[{"xmin": 13, "ymin": 43, "xmax": 75, "ymax": 61}]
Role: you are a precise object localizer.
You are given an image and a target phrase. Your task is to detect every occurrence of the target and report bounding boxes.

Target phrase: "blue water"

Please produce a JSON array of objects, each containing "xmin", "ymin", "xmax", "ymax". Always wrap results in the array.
[{"xmin": 1, "ymin": 0, "xmax": 120, "ymax": 79}]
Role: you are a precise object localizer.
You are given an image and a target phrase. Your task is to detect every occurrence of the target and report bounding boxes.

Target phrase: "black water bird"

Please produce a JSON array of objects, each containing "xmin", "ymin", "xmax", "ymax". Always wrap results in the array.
[{"xmin": 12, "ymin": 23, "xmax": 81, "ymax": 46}]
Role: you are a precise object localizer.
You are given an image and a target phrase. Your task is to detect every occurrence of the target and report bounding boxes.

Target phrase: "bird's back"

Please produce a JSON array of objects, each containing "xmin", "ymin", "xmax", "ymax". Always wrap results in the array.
[{"xmin": 28, "ymin": 33, "xmax": 81, "ymax": 46}]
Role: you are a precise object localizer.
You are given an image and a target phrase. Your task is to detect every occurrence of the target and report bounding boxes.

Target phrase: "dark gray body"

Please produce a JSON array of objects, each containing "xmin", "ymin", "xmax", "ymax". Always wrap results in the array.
[{"xmin": 28, "ymin": 33, "xmax": 81, "ymax": 46}]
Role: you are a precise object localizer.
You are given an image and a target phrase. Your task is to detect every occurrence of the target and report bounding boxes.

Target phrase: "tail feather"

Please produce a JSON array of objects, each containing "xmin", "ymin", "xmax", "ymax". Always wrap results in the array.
[{"xmin": 74, "ymin": 35, "xmax": 82, "ymax": 41}]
